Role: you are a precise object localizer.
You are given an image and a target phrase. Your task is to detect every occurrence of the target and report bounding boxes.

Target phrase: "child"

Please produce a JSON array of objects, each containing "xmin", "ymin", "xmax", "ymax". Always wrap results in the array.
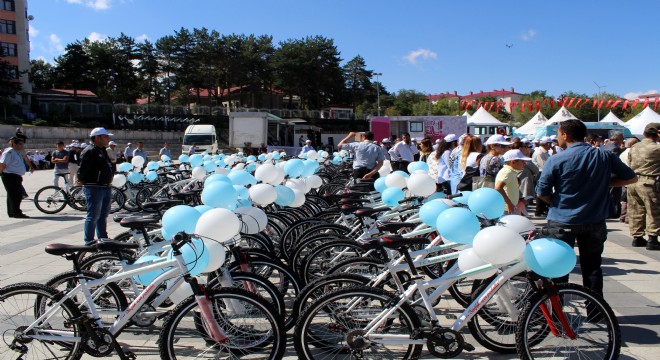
[{"xmin": 495, "ymin": 149, "xmax": 531, "ymax": 215}]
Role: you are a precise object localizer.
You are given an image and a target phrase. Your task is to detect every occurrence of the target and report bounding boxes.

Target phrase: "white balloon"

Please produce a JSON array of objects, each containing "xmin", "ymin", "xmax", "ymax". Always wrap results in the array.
[
  {"xmin": 385, "ymin": 173, "xmax": 407, "ymax": 189},
  {"xmin": 290, "ymin": 188, "xmax": 306, "ymax": 207},
  {"xmin": 472, "ymin": 226, "xmax": 526, "ymax": 265},
  {"xmin": 131, "ymin": 155, "xmax": 145, "ymax": 167},
  {"xmin": 307, "ymin": 175, "xmax": 323, "ymax": 189},
  {"xmin": 498, "ymin": 215, "xmax": 535, "ymax": 235},
  {"xmin": 195, "ymin": 208, "xmax": 241, "ymax": 243},
  {"xmin": 255, "ymin": 163, "xmax": 277, "ymax": 183},
  {"xmin": 306, "ymin": 150, "xmax": 318, "ymax": 160},
  {"xmin": 192, "ymin": 166, "xmax": 207, "ymax": 180},
  {"xmin": 457, "ymin": 248, "xmax": 498, "ymax": 280},
  {"xmin": 199, "ymin": 239, "xmax": 226, "ymax": 273},
  {"xmin": 214, "ymin": 166, "xmax": 228, "ymax": 175},
  {"xmin": 407, "ymin": 173, "xmax": 436, "ymax": 197},
  {"xmin": 265, "ymin": 154, "xmax": 273, "ymax": 160},
  {"xmin": 339, "ymin": 150, "xmax": 348, "ymax": 157},
  {"xmin": 249, "ymin": 183, "xmax": 277, "ymax": 206},
  {"xmin": 112, "ymin": 174, "xmax": 126, "ymax": 188},
  {"xmin": 179, "ymin": 164, "xmax": 187, "ymax": 171},
  {"xmin": 280, "ymin": 151, "xmax": 286, "ymax": 157},
  {"xmin": 224, "ymin": 157, "xmax": 236, "ymax": 166},
  {"xmin": 234, "ymin": 207, "xmax": 268, "ymax": 234},
  {"xmin": 233, "ymin": 163, "xmax": 245, "ymax": 170},
  {"xmin": 286, "ymin": 179, "xmax": 306, "ymax": 192}
]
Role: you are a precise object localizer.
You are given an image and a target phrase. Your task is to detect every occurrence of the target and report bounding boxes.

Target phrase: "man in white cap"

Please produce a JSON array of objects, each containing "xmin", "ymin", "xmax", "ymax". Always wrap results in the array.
[
  {"xmin": 302, "ymin": 139, "xmax": 314, "ymax": 153},
  {"xmin": 78, "ymin": 127, "xmax": 114, "ymax": 244},
  {"xmin": 106, "ymin": 141, "xmax": 118, "ymax": 172},
  {"xmin": 496, "ymin": 149, "xmax": 531, "ymax": 214},
  {"xmin": 124, "ymin": 142, "xmax": 134, "ymax": 164},
  {"xmin": 381, "ymin": 138, "xmax": 392, "ymax": 161},
  {"xmin": 532, "ymin": 136, "xmax": 552, "ymax": 216}
]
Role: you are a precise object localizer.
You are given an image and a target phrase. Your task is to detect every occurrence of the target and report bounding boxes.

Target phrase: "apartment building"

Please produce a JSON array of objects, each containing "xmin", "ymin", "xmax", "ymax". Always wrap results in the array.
[{"xmin": 1, "ymin": 0, "xmax": 32, "ymax": 112}]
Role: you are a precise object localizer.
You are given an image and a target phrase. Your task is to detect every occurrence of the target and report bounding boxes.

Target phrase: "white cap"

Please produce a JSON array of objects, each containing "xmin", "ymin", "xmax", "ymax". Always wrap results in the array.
[
  {"xmin": 80, "ymin": 143, "xmax": 88, "ymax": 148},
  {"xmin": 411, "ymin": 137, "xmax": 417, "ymax": 141},
  {"xmin": 540, "ymin": 136, "xmax": 552, "ymax": 144},
  {"xmin": 305, "ymin": 139, "xmax": 311, "ymax": 143},
  {"xmin": 109, "ymin": 141, "xmax": 117, "ymax": 146},
  {"xmin": 550, "ymin": 135, "xmax": 557, "ymax": 140},
  {"xmin": 458, "ymin": 133, "xmax": 469, "ymax": 145},
  {"xmin": 90, "ymin": 127, "xmax": 113, "ymax": 137},
  {"xmin": 443, "ymin": 134, "xmax": 458, "ymax": 143},
  {"xmin": 69, "ymin": 143, "xmax": 79, "ymax": 148},
  {"xmin": 435, "ymin": 139, "xmax": 441, "ymax": 144},
  {"xmin": 503, "ymin": 149, "xmax": 532, "ymax": 162},
  {"xmin": 382, "ymin": 138, "xmax": 391, "ymax": 143},
  {"xmin": 485, "ymin": 134, "xmax": 512, "ymax": 146}
]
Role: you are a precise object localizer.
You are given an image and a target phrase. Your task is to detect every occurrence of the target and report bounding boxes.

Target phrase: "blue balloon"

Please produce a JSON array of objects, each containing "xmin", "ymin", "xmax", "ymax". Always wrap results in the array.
[
  {"xmin": 272, "ymin": 152, "xmax": 281, "ymax": 160},
  {"xmin": 189, "ymin": 154, "xmax": 204, "ymax": 167},
  {"xmin": 203, "ymin": 155, "xmax": 212, "ymax": 161},
  {"xmin": 274, "ymin": 185, "xmax": 295, "ymax": 206},
  {"xmin": 424, "ymin": 192, "xmax": 446, "ymax": 203},
  {"xmin": 118, "ymin": 162, "xmax": 133, "ymax": 172},
  {"xmin": 178, "ymin": 154, "xmax": 190, "ymax": 163},
  {"xmin": 301, "ymin": 160, "xmax": 319, "ymax": 177},
  {"xmin": 194, "ymin": 205, "xmax": 213, "ymax": 215},
  {"xmin": 146, "ymin": 161, "xmax": 160, "ymax": 171},
  {"xmin": 374, "ymin": 177, "xmax": 388, "ymax": 193},
  {"xmin": 161, "ymin": 155, "xmax": 171, "ymax": 162},
  {"xmin": 284, "ymin": 159, "xmax": 305, "ymax": 177},
  {"xmin": 392, "ymin": 170, "xmax": 410, "ymax": 179},
  {"xmin": 258, "ymin": 154, "xmax": 266, "ymax": 161},
  {"xmin": 408, "ymin": 161, "xmax": 430, "ymax": 173},
  {"xmin": 382, "ymin": 187, "xmax": 405, "ymax": 207},
  {"xmin": 436, "ymin": 207, "xmax": 480, "ymax": 244},
  {"xmin": 228, "ymin": 170, "xmax": 257, "ymax": 186},
  {"xmin": 133, "ymin": 255, "xmax": 169, "ymax": 286},
  {"xmin": 236, "ymin": 199, "xmax": 253, "ymax": 208},
  {"xmin": 524, "ymin": 238, "xmax": 577, "ymax": 278},
  {"xmin": 214, "ymin": 160, "xmax": 225, "ymax": 167},
  {"xmin": 419, "ymin": 199, "xmax": 451, "ymax": 227},
  {"xmin": 246, "ymin": 163, "xmax": 257, "ymax": 173},
  {"xmin": 203, "ymin": 161, "xmax": 217, "ymax": 173},
  {"xmin": 332, "ymin": 156, "xmax": 342, "ymax": 165},
  {"xmin": 201, "ymin": 181, "xmax": 237, "ymax": 209},
  {"xmin": 146, "ymin": 171, "xmax": 158, "ymax": 182},
  {"xmin": 247, "ymin": 155, "xmax": 257, "ymax": 162},
  {"xmin": 204, "ymin": 174, "xmax": 232, "ymax": 186},
  {"xmin": 453, "ymin": 191, "xmax": 472, "ymax": 205},
  {"xmin": 168, "ymin": 238, "xmax": 209, "ymax": 276},
  {"xmin": 162, "ymin": 205, "xmax": 201, "ymax": 239},
  {"xmin": 468, "ymin": 188, "xmax": 505, "ymax": 219},
  {"xmin": 234, "ymin": 185, "xmax": 249, "ymax": 199},
  {"xmin": 127, "ymin": 172, "xmax": 144, "ymax": 184}
]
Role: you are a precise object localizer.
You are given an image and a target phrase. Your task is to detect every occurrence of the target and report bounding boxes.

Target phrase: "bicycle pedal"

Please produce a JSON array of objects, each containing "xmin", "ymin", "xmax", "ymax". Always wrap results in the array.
[
  {"xmin": 463, "ymin": 343, "xmax": 475, "ymax": 352},
  {"xmin": 125, "ymin": 350, "xmax": 136, "ymax": 360}
]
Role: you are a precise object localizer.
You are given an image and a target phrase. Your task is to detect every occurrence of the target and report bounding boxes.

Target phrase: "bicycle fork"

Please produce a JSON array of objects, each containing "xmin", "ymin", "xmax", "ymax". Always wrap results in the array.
[
  {"xmin": 188, "ymin": 277, "xmax": 230, "ymax": 344},
  {"xmin": 538, "ymin": 282, "xmax": 577, "ymax": 340}
]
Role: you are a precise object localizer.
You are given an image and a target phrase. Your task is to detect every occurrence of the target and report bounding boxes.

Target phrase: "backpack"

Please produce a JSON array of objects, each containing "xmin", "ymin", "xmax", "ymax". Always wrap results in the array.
[{"xmin": 456, "ymin": 153, "xmax": 485, "ymax": 192}]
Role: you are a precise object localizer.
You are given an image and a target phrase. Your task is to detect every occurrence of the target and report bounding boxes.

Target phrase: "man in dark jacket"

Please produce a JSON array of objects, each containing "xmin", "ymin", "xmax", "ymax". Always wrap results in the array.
[{"xmin": 77, "ymin": 127, "xmax": 114, "ymax": 244}]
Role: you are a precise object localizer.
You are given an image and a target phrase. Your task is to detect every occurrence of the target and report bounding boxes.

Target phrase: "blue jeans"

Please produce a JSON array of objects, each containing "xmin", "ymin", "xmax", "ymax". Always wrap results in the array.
[{"xmin": 83, "ymin": 186, "xmax": 112, "ymax": 244}]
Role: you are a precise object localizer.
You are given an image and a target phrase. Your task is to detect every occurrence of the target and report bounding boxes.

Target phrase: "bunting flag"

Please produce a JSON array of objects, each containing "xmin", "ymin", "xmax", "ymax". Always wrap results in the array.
[
  {"xmin": 521, "ymin": 102, "xmax": 526, "ymax": 112},
  {"xmin": 496, "ymin": 102, "xmax": 502, "ymax": 113},
  {"xmin": 566, "ymin": 98, "xmax": 576, "ymax": 108},
  {"xmin": 529, "ymin": 100, "xmax": 533, "ymax": 112},
  {"xmin": 631, "ymin": 99, "xmax": 640, "ymax": 108},
  {"xmin": 592, "ymin": 99, "xmax": 599, "ymax": 108},
  {"xmin": 477, "ymin": 101, "xmax": 483, "ymax": 109},
  {"xmin": 642, "ymin": 98, "xmax": 649, "ymax": 108},
  {"xmin": 598, "ymin": 100, "xmax": 606, "ymax": 108},
  {"xmin": 581, "ymin": 98, "xmax": 591, "ymax": 107},
  {"xmin": 605, "ymin": 99, "xmax": 614, "ymax": 108},
  {"xmin": 574, "ymin": 98, "xmax": 584, "ymax": 108},
  {"xmin": 557, "ymin": 99, "xmax": 564, "ymax": 107},
  {"xmin": 611, "ymin": 99, "xmax": 622, "ymax": 108},
  {"xmin": 543, "ymin": 99, "xmax": 548, "ymax": 104},
  {"xmin": 655, "ymin": 98, "xmax": 659, "ymax": 110},
  {"xmin": 622, "ymin": 99, "xmax": 630, "ymax": 110},
  {"xmin": 510, "ymin": 101, "xmax": 519, "ymax": 112},
  {"xmin": 461, "ymin": 100, "xmax": 467, "ymax": 109},
  {"xmin": 536, "ymin": 100, "xmax": 541, "ymax": 112},
  {"xmin": 488, "ymin": 102, "xmax": 495, "ymax": 111},
  {"xmin": 550, "ymin": 99, "xmax": 555, "ymax": 109}
]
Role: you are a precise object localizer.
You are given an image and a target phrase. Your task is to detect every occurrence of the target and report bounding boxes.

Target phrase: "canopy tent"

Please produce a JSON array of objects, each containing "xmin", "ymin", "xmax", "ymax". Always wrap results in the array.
[
  {"xmin": 599, "ymin": 111, "xmax": 624, "ymax": 125},
  {"xmin": 515, "ymin": 111, "xmax": 548, "ymax": 136},
  {"xmin": 625, "ymin": 106, "xmax": 660, "ymax": 135},
  {"xmin": 545, "ymin": 106, "xmax": 578, "ymax": 125},
  {"xmin": 462, "ymin": 110, "xmax": 471, "ymax": 120},
  {"xmin": 467, "ymin": 107, "xmax": 504, "ymax": 126}
]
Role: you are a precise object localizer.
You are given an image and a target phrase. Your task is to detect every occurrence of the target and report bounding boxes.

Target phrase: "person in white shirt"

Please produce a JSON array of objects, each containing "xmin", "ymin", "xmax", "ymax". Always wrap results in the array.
[
  {"xmin": 302, "ymin": 140, "xmax": 314, "ymax": 153},
  {"xmin": 532, "ymin": 137, "xmax": 551, "ymax": 171},
  {"xmin": 428, "ymin": 134, "xmax": 457, "ymax": 194},
  {"xmin": 389, "ymin": 132, "xmax": 418, "ymax": 173}
]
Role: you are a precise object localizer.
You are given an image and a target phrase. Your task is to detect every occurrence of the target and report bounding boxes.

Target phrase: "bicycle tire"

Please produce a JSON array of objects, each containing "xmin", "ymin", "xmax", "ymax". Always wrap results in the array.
[
  {"xmin": 110, "ymin": 186, "xmax": 126, "ymax": 213},
  {"xmin": 300, "ymin": 239, "xmax": 368, "ymax": 284},
  {"xmin": 158, "ymin": 287, "xmax": 286, "ymax": 360},
  {"xmin": 33, "ymin": 186, "xmax": 68, "ymax": 214},
  {"xmin": 68, "ymin": 186, "xmax": 87, "ymax": 211},
  {"xmin": 294, "ymin": 285, "xmax": 423, "ymax": 360},
  {"xmin": 291, "ymin": 272, "xmax": 370, "ymax": 321},
  {"xmin": 515, "ymin": 283, "xmax": 621, "ymax": 360},
  {"xmin": 0, "ymin": 282, "xmax": 85, "ymax": 359}
]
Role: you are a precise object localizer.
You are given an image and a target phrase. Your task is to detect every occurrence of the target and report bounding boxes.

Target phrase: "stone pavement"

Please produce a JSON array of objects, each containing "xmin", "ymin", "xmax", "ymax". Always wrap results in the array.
[{"xmin": 0, "ymin": 169, "xmax": 658, "ymax": 359}]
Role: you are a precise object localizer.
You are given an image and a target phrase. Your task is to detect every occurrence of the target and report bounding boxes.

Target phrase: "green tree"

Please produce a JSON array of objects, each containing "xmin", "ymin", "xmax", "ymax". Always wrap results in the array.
[
  {"xmin": 135, "ymin": 40, "xmax": 160, "ymax": 104},
  {"xmin": 53, "ymin": 42, "xmax": 93, "ymax": 97},
  {"xmin": 29, "ymin": 59, "xmax": 54, "ymax": 89},
  {"xmin": 343, "ymin": 55, "xmax": 374, "ymax": 111},
  {"xmin": 386, "ymin": 89, "xmax": 427, "ymax": 116}
]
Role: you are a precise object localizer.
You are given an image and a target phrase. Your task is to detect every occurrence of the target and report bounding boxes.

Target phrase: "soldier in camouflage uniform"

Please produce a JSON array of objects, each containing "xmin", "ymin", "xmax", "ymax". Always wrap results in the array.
[{"xmin": 627, "ymin": 122, "xmax": 660, "ymax": 250}]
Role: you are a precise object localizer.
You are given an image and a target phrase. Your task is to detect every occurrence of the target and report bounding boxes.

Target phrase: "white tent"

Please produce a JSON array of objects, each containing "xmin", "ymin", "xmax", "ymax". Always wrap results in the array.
[
  {"xmin": 624, "ymin": 106, "xmax": 660, "ymax": 135},
  {"xmin": 515, "ymin": 111, "xmax": 548, "ymax": 136},
  {"xmin": 545, "ymin": 106, "xmax": 578, "ymax": 125},
  {"xmin": 467, "ymin": 107, "xmax": 504, "ymax": 126},
  {"xmin": 462, "ymin": 110, "xmax": 471, "ymax": 120},
  {"xmin": 599, "ymin": 111, "xmax": 624, "ymax": 125}
]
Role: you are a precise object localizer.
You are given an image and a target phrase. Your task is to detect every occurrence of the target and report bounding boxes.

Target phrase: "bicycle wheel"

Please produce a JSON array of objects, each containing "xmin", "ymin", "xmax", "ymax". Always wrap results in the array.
[
  {"xmin": 300, "ymin": 240, "xmax": 369, "ymax": 284},
  {"xmin": 292, "ymin": 273, "xmax": 370, "ymax": 321},
  {"xmin": 33, "ymin": 186, "xmax": 67, "ymax": 214},
  {"xmin": 515, "ymin": 283, "xmax": 621, "ymax": 360},
  {"xmin": 158, "ymin": 287, "xmax": 286, "ymax": 360},
  {"xmin": 68, "ymin": 186, "xmax": 86, "ymax": 211},
  {"xmin": 294, "ymin": 286, "xmax": 423, "ymax": 360},
  {"xmin": 0, "ymin": 282, "xmax": 85, "ymax": 360}
]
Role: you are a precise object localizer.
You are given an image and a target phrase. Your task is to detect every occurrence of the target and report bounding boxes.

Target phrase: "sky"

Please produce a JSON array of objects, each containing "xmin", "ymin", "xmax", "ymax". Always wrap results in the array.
[{"xmin": 28, "ymin": 0, "xmax": 659, "ymax": 100}]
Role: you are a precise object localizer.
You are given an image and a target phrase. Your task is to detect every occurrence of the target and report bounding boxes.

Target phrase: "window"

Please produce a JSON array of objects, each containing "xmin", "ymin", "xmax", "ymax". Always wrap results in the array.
[
  {"xmin": 0, "ymin": 19, "xmax": 15, "ymax": 34},
  {"xmin": 410, "ymin": 122, "xmax": 423, "ymax": 132},
  {"xmin": 1, "ymin": 0, "xmax": 14, "ymax": 11},
  {"xmin": 1, "ymin": 42, "xmax": 17, "ymax": 56}
]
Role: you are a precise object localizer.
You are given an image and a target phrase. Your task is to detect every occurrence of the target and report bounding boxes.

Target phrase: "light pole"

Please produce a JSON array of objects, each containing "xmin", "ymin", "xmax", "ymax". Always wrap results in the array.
[
  {"xmin": 593, "ymin": 81, "xmax": 606, "ymax": 121},
  {"xmin": 374, "ymin": 72, "xmax": 382, "ymax": 116}
]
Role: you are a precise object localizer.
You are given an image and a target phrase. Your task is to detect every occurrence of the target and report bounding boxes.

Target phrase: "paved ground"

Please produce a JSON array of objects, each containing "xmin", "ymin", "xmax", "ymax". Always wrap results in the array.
[{"xmin": 0, "ymin": 169, "xmax": 658, "ymax": 359}]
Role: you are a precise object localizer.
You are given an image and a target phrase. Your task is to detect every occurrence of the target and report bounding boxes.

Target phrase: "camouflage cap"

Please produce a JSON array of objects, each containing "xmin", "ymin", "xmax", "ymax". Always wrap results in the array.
[{"xmin": 644, "ymin": 122, "xmax": 660, "ymax": 135}]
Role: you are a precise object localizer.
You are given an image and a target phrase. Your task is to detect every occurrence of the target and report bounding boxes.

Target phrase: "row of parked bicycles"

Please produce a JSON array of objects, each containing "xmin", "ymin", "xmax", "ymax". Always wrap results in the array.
[{"xmin": 2, "ymin": 154, "xmax": 620, "ymax": 359}]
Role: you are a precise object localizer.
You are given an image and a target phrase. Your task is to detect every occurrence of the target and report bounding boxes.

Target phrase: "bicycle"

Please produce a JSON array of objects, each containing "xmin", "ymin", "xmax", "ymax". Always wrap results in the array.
[
  {"xmin": 32, "ymin": 173, "xmax": 87, "ymax": 214},
  {"xmin": 0, "ymin": 232, "xmax": 286, "ymax": 359}
]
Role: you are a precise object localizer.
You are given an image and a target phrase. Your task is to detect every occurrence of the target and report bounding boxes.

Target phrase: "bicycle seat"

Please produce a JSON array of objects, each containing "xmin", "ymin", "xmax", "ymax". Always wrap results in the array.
[
  {"xmin": 343, "ymin": 191, "xmax": 373, "ymax": 197},
  {"xmin": 355, "ymin": 207, "xmax": 389, "ymax": 217},
  {"xmin": 341, "ymin": 205, "xmax": 367, "ymax": 213},
  {"xmin": 96, "ymin": 240, "xmax": 140, "ymax": 252},
  {"xmin": 120, "ymin": 215, "xmax": 161, "ymax": 228},
  {"xmin": 377, "ymin": 222, "xmax": 418, "ymax": 233},
  {"xmin": 356, "ymin": 178, "xmax": 376, "ymax": 184},
  {"xmin": 379, "ymin": 235, "xmax": 430, "ymax": 249},
  {"xmin": 45, "ymin": 243, "xmax": 96, "ymax": 257},
  {"xmin": 340, "ymin": 198, "xmax": 371, "ymax": 205},
  {"xmin": 140, "ymin": 198, "xmax": 183, "ymax": 212},
  {"xmin": 113, "ymin": 212, "xmax": 155, "ymax": 222}
]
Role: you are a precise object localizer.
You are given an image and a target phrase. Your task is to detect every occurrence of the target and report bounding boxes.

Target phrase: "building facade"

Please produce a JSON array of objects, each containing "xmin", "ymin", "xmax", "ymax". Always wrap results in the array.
[{"xmin": 0, "ymin": 0, "xmax": 31, "ymax": 112}]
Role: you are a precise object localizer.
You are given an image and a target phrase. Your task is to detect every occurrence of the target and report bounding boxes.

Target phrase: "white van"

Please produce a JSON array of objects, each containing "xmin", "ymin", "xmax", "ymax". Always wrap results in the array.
[{"xmin": 182, "ymin": 124, "xmax": 218, "ymax": 154}]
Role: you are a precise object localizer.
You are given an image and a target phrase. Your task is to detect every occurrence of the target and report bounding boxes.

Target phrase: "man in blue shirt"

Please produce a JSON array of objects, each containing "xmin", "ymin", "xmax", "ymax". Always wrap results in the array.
[
  {"xmin": 338, "ymin": 131, "xmax": 384, "ymax": 181},
  {"xmin": 536, "ymin": 120, "xmax": 637, "ymax": 297},
  {"xmin": 0, "ymin": 137, "xmax": 29, "ymax": 218}
]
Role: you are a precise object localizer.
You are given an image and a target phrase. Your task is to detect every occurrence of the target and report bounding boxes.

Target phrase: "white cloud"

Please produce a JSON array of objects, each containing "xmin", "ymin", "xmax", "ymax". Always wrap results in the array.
[
  {"xmin": 135, "ymin": 34, "xmax": 150, "ymax": 43},
  {"xmin": 87, "ymin": 32, "xmax": 108, "ymax": 42},
  {"xmin": 624, "ymin": 90, "xmax": 658, "ymax": 100},
  {"xmin": 49, "ymin": 33, "xmax": 64, "ymax": 53},
  {"xmin": 29, "ymin": 24, "xmax": 39, "ymax": 37},
  {"xmin": 66, "ymin": 0, "xmax": 111, "ymax": 11},
  {"xmin": 403, "ymin": 49, "xmax": 437, "ymax": 65},
  {"xmin": 520, "ymin": 29, "xmax": 537, "ymax": 41}
]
